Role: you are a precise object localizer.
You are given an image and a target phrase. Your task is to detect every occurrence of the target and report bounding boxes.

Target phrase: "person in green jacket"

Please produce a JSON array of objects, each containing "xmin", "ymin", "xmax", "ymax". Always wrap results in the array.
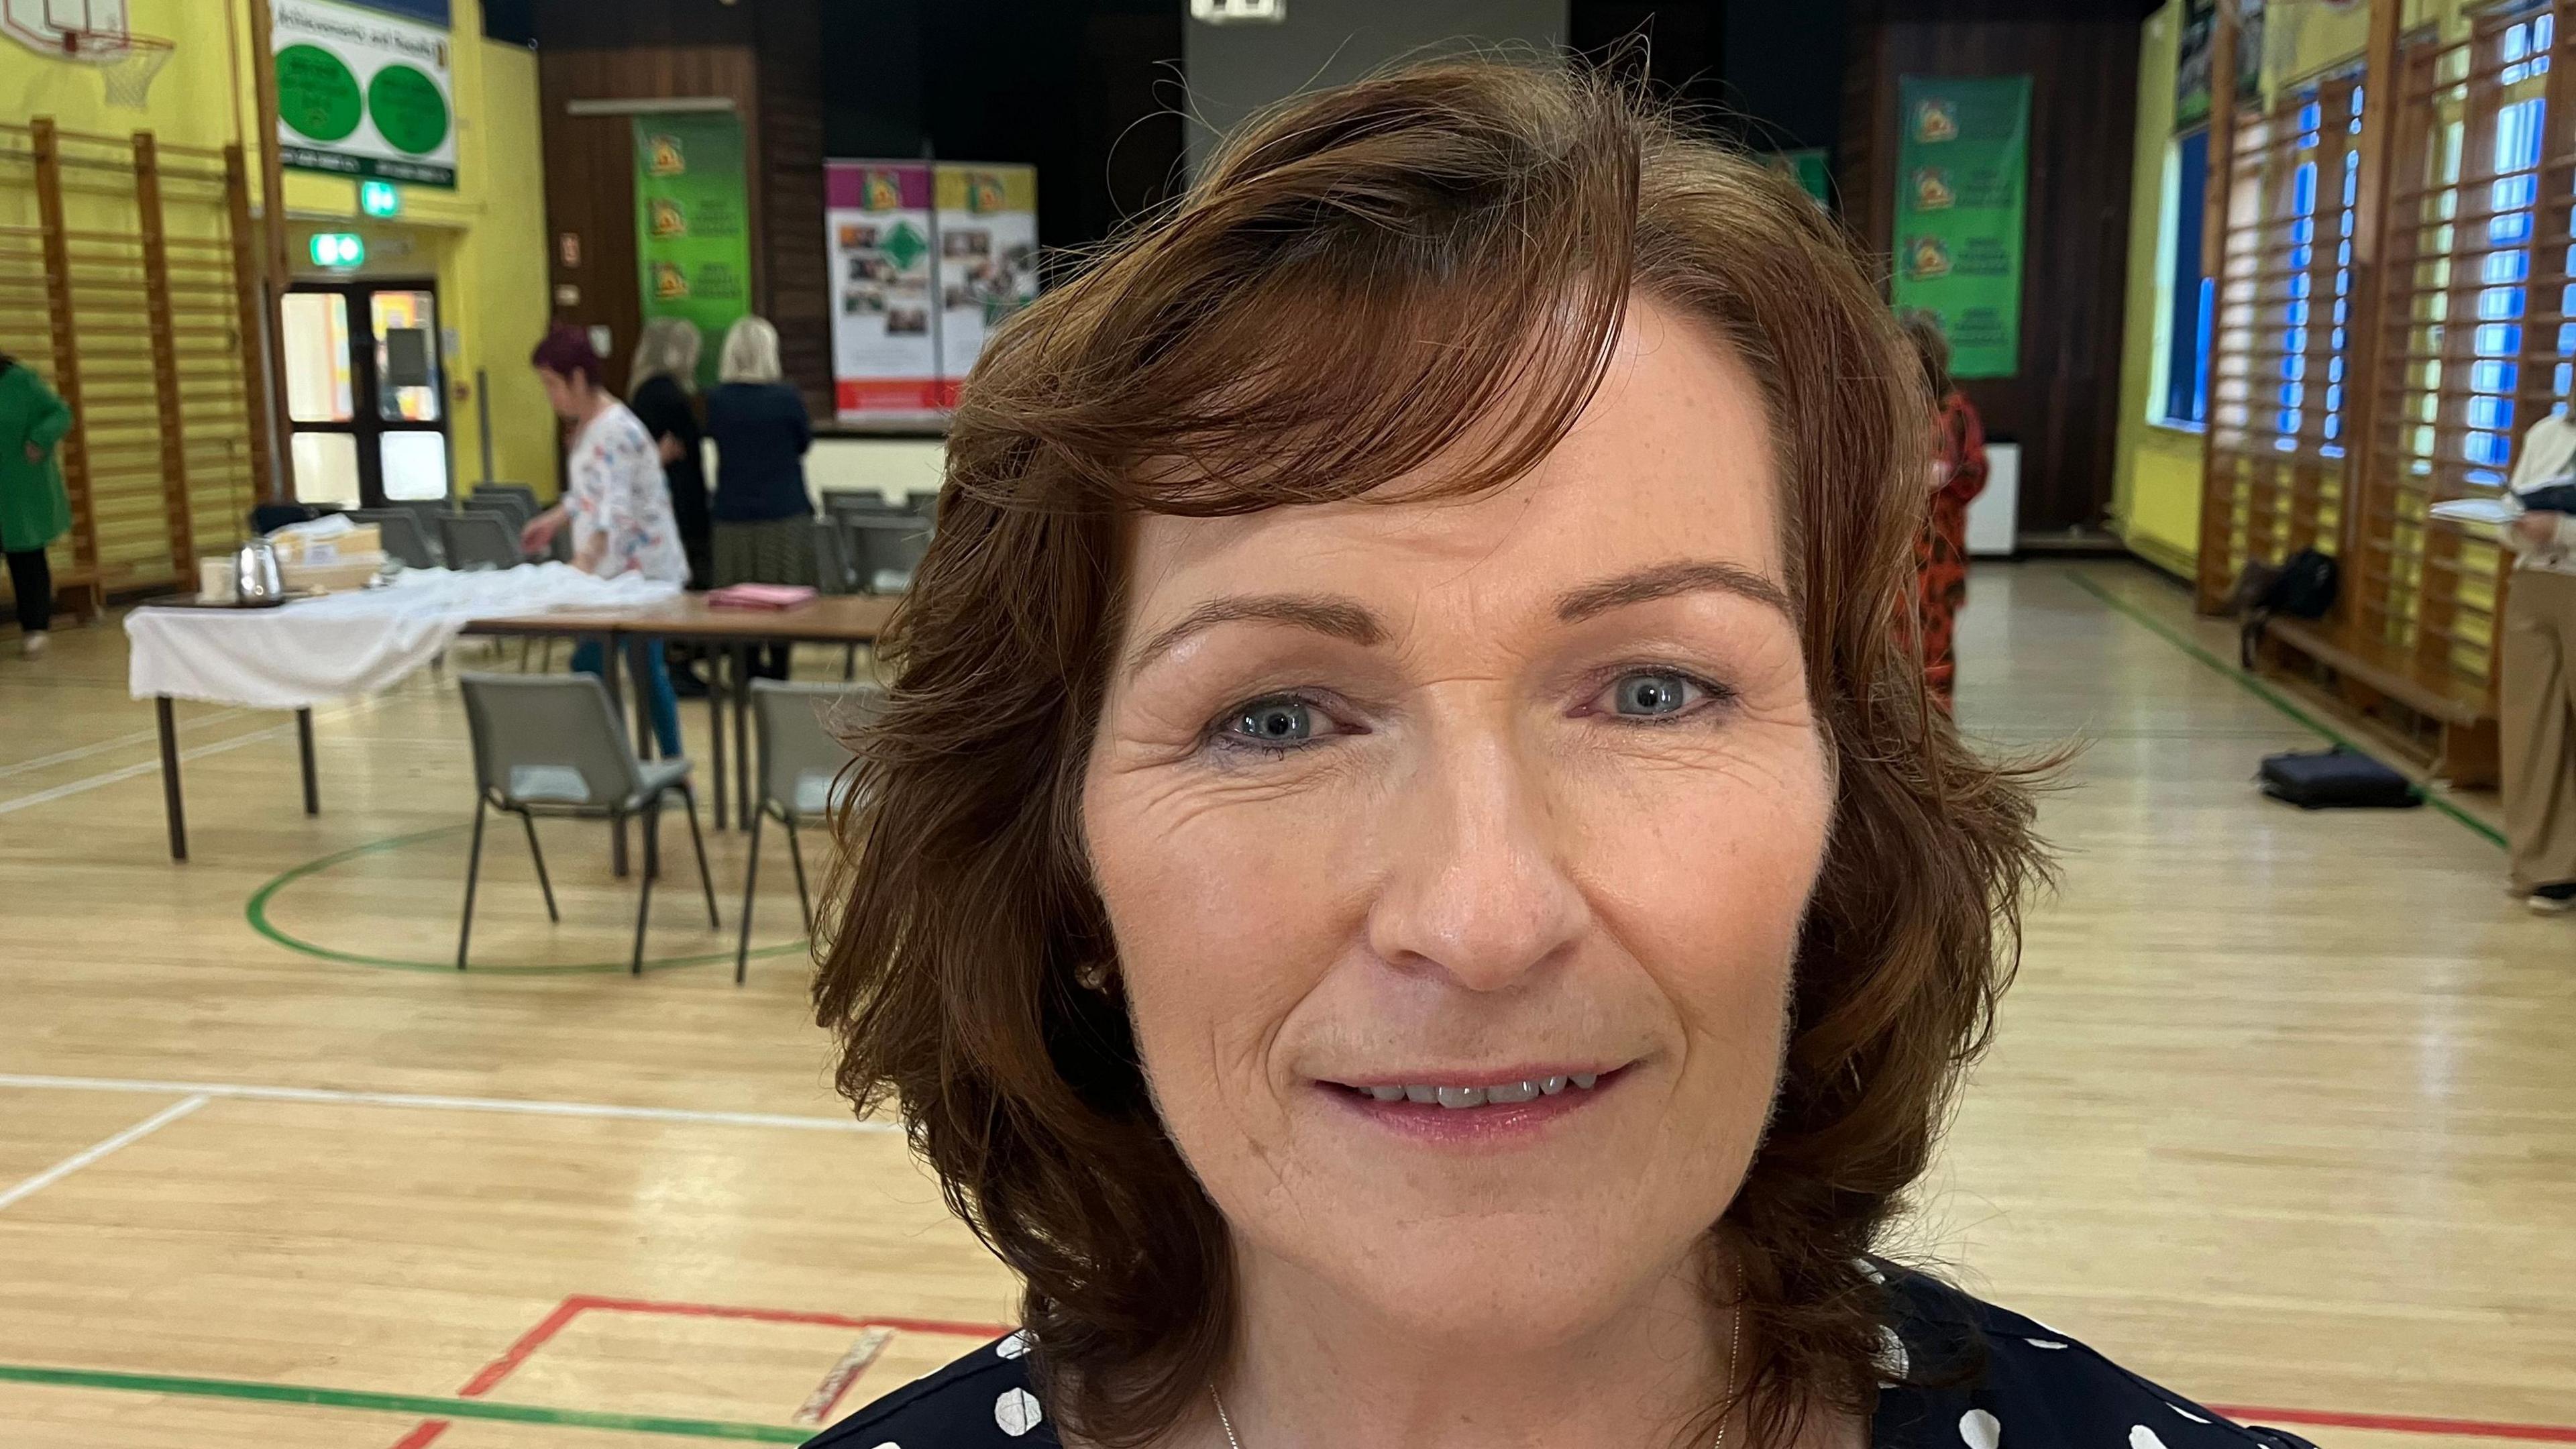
[{"xmin": 0, "ymin": 353, "xmax": 73, "ymax": 657}]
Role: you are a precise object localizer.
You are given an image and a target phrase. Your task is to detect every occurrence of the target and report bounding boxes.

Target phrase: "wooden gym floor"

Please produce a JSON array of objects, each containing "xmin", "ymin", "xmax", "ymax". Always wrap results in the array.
[{"xmin": 0, "ymin": 560, "xmax": 2566, "ymax": 1448}]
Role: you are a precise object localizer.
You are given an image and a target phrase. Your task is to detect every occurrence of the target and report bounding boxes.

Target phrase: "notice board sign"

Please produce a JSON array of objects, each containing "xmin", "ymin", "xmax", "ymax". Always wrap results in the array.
[
  {"xmin": 1889, "ymin": 75, "xmax": 2029, "ymax": 380},
  {"xmin": 273, "ymin": 0, "xmax": 458, "ymax": 187}
]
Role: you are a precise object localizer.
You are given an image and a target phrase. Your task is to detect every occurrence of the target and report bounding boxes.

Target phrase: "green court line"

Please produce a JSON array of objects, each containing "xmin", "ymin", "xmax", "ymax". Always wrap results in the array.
[
  {"xmin": 245, "ymin": 824, "xmax": 815, "ymax": 974},
  {"xmin": 0, "ymin": 1362, "xmax": 809, "ymax": 1442},
  {"xmin": 2061, "ymin": 568, "xmax": 2507, "ymax": 851}
]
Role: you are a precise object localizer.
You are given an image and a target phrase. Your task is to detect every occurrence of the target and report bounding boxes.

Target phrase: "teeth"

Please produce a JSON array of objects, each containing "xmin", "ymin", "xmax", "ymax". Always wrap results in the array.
[{"xmin": 1354, "ymin": 1074, "xmax": 1607, "ymax": 1105}]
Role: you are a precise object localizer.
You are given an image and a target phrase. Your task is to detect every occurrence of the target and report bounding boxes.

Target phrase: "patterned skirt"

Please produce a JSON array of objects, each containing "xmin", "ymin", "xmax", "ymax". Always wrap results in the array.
[{"xmin": 713, "ymin": 517, "xmax": 820, "ymax": 589}]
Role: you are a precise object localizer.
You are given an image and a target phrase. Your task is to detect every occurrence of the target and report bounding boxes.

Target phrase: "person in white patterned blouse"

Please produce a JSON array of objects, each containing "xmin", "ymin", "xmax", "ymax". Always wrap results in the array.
[{"xmin": 521, "ymin": 325, "xmax": 687, "ymax": 755}]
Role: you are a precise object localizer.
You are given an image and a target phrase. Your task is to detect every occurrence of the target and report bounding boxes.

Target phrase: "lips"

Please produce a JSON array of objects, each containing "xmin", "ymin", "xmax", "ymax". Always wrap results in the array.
[
  {"xmin": 1317, "ymin": 1065, "xmax": 1629, "ymax": 1142},
  {"xmin": 1347, "ymin": 1073, "xmax": 1603, "ymax": 1108}
]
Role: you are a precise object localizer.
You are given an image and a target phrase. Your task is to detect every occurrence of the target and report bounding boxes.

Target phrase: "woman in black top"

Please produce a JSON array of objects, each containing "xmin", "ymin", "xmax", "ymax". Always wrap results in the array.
[
  {"xmin": 806, "ymin": 61, "xmax": 2318, "ymax": 1449},
  {"xmin": 706, "ymin": 315, "xmax": 814, "ymax": 676},
  {"xmin": 626, "ymin": 319, "xmax": 712, "ymax": 590}
]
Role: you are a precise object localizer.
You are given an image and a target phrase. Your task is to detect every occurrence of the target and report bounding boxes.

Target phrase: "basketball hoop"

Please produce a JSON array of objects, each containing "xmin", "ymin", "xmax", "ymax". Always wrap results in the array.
[{"xmin": 62, "ymin": 26, "xmax": 172, "ymax": 111}]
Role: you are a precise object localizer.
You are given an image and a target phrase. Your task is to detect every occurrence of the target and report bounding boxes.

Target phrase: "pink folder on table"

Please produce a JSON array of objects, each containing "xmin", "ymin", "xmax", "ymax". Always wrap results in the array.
[{"xmin": 704, "ymin": 584, "xmax": 819, "ymax": 610}]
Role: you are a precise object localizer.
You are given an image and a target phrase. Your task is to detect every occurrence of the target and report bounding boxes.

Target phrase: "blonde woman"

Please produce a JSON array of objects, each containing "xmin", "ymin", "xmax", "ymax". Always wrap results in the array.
[
  {"xmin": 628, "ymin": 318, "xmax": 711, "ymax": 590},
  {"xmin": 706, "ymin": 316, "xmax": 814, "ymax": 676}
]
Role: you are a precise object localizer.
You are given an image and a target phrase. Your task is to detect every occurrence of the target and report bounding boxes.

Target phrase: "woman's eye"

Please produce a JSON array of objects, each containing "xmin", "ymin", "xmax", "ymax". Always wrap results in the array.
[
  {"xmin": 1218, "ymin": 696, "xmax": 1332, "ymax": 749},
  {"xmin": 1598, "ymin": 670, "xmax": 1709, "ymax": 719}
]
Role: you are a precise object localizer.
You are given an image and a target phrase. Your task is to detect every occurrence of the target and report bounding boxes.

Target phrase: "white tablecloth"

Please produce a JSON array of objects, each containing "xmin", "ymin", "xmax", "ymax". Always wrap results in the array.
[{"xmin": 125, "ymin": 565, "xmax": 683, "ymax": 709}]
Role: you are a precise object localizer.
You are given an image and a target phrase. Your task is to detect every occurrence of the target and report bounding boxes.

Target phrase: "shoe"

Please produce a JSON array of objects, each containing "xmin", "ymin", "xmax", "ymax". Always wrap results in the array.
[
  {"xmin": 19, "ymin": 631, "xmax": 46, "ymax": 658},
  {"xmin": 2526, "ymin": 881, "xmax": 2576, "ymax": 915}
]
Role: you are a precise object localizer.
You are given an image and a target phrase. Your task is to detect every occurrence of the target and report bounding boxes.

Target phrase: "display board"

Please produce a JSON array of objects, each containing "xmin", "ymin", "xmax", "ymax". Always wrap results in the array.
[
  {"xmin": 1889, "ymin": 75, "xmax": 2029, "ymax": 380},
  {"xmin": 632, "ymin": 113, "xmax": 753, "ymax": 390},
  {"xmin": 932, "ymin": 164, "xmax": 1040, "ymax": 404},
  {"xmin": 826, "ymin": 160, "xmax": 1038, "ymax": 419},
  {"xmin": 272, "ymin": 0, "xmax": 458, "ymax": 187},
  {"xmin": 825, "ymin": 162, "xmax": 941, "ymax": 417}
]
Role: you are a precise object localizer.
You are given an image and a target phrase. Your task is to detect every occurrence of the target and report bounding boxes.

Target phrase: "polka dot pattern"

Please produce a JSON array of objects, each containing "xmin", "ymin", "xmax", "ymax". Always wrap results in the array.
[
  {"xmin": 1960, "ymin": 1408, "xmax": 2003, "ymax": 1449},
  {"xmin": 994, "ymin": 1386, "xmax": 1044, "ymax": 1438}
]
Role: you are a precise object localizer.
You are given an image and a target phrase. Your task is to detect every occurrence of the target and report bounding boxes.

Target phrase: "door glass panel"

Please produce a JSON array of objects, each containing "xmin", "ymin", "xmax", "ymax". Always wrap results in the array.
[
  {"xmin": 281, "ymin": 292, "xmax": 353, "ymax": 423},
  {"xmin": 290, "ymin": 431, "xmax": 360, "ymax": 506},
  {"xmin": 380, "ymin": 431, "xmax": 449, "ymax": 501},
  {"xmin": 371, "ymin": 290, "xmax": 441, "ymax": 423}
]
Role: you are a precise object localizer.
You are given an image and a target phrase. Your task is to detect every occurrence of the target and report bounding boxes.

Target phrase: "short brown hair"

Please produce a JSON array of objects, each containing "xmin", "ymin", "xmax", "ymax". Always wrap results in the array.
[
  {"xmin": 818, "ymin": 58, "xmax": 2046, "ymax": 1446},
  {"xmin": 1899, "ymin": 309, "xmax": 1955, "ymax": 402}
]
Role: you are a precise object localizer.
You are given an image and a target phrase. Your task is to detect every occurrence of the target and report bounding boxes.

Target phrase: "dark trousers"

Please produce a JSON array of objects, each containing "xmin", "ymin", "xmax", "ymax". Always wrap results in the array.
[{"xmin": 5, "ymin": 548, "xmax": 50, "ymax": 633}]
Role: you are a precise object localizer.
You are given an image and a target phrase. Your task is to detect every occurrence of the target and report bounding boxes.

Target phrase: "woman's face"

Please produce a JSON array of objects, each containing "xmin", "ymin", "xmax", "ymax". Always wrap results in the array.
[
  {"xmin": 1083, "ymin": 297, "xmax": 1834, "ymax": 1345},
  {"xmin": 536, "ymin": 366, "xmax": 584, "ymax": 421}
]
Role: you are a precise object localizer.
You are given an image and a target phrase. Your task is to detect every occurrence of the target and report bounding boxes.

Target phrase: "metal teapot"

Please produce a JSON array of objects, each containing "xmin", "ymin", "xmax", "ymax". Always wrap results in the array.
[{"xmin": 233, "ymin": 537, "xmax": 284, "ymax": 604}]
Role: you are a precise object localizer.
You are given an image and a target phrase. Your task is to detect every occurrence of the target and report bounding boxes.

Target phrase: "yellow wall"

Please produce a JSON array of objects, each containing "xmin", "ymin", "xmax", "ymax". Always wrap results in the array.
[{"xmin": 2, "ymin": 0, "xmax": 553, "ymax": 501}]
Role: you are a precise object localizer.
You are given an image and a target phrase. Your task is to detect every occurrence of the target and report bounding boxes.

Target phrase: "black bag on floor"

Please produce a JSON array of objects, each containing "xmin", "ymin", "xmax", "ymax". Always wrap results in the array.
[{"xmin": 2257, "ymin": 747, "xmax": 2422, "ymax": 810}]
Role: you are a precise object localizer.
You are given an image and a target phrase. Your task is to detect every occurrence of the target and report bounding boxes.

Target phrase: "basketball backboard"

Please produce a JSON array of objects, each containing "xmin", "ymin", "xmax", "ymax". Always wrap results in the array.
[{"xmin": 3, "ymin": 0, "xmax": 129, "ymax": 57}]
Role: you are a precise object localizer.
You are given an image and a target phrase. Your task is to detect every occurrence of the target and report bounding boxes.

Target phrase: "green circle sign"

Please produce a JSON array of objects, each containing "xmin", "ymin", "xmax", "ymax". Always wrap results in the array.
[
  {"xmin": 275, "ymin": 44, "xmax": 362, "ymax": 143},
  {"xmin": 368, "ymin": 64, "xmax": 451, "ymax": 156}
]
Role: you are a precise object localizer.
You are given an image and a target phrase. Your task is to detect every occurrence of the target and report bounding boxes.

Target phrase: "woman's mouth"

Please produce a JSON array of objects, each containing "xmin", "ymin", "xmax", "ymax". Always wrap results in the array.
[{"xmin": 1318, "ymin": 1067, "xmax": 1629, "ymax": 1142}]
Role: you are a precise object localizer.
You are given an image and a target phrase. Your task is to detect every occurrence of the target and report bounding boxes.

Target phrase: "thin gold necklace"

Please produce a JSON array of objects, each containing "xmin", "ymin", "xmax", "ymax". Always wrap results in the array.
[{"xmin": 1208, "ymin": 1308, "xmax": 1743, "ymax": 1449}]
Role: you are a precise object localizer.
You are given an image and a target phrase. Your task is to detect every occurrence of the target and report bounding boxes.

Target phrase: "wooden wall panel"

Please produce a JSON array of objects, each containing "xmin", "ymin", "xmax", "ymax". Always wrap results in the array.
[{"xmin": 1841, "ymin": 5, "xmax": 2143, "ymax": 538}]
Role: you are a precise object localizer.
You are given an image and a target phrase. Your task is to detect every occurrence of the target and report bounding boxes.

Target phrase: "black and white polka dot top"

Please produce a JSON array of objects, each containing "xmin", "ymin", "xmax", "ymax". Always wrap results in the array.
[{"xmin": 805, "ymin": 1267, "xmax": 2318, "ymax": 1449}]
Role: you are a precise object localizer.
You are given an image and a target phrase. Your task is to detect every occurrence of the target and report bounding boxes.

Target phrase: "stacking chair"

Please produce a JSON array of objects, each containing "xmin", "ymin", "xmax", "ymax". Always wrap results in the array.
[
  {"xmin": 735, "ymin": 680, "xmax": 877, "ymax": 983},
  {"xmin": 478, "ymin": 482, "xmax": 541, "ymax": 515},
  {"xmin": 824, "ymin": 492, "xmax": 910, "ymax": 525},
  {"xmin": 813, "ymin": 517, "xmax": 861, "ymax": 594},
  {"xmin": 455, "ymin": 674, "xmax": 719, "ymax": 974},
  {"xmin": 439, "ymin": 511, "xmax": 524, "ymax": 570},
  {"xmin": 350, "ymin": 508, "xmax": 437, "ymax": 568},
  {"xmin": 468, "ymin": 488, "xmax": 534, "ymax": 531},
  {"xmin": 845, "ymin": 515, "xmax": 930, "ymax": 594},
  {"xmin": 904, "ymin": 488, "xmax": 941, "ymax": 521}
]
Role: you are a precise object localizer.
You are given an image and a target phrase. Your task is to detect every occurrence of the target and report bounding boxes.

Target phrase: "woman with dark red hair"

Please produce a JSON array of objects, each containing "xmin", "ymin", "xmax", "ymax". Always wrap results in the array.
[{"xmin": 521, "ymin": 325, "xmax": 688, "ymax": 755}]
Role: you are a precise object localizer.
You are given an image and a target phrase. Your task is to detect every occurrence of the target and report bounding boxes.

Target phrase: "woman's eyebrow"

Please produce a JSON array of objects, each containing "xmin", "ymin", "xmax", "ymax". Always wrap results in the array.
[
  {"xmin": 1125, "ymin": 594, "xmax": 1385, "ymax": 680},
  {"xmin": 1555, "ymin": 559, "xmax": 1793, "ymax": 623}
]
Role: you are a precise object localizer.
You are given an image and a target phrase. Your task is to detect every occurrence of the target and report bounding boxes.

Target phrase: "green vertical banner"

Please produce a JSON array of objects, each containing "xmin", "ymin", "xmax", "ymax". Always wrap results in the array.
[
  {"xmin": 1890, "ymin": 76, "xmax": 2029, "ymax": 379},
  {"xmin": 632, "ymin": 113, "xmax": 753, "ymax": 389}
]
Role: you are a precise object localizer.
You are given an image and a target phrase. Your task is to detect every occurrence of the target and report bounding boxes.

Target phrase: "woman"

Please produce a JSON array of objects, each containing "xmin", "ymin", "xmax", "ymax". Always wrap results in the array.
[
  {"xmin": 1899, "ymin": 310, "xmax": 1988, "ymax": 713},
  {"xmin": 810, "ymin": 63, "xmax": 2309, "ymax": 1449},
  {"xmin": 628, "ymin": 318, "xmax": 712, "ymax": 591},
  {"xmin": 2498, "ymin": 409, "xmax": 2576, "ymax": 912},
  {"xmin": 0, "ymin": 351, "xmax": 72, "ymax": 658},
  {"xmin": 706, "ymin": 316, "xmax": 813, "ymax": 678},
  {"xmin": 519, "ymin": 326, "xmax": 686, "ymax": 757}
]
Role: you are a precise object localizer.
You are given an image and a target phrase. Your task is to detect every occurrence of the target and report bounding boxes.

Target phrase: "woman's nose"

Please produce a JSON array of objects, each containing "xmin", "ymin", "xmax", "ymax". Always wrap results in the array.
[{"xmin": 1363, "ymin": 729, "xmax": 1590, "ymax": 991}]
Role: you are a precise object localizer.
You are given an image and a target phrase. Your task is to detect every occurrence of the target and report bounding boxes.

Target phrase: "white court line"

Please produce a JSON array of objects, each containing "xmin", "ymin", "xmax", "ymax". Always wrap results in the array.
[
  {"xmin": 0, "ymin": 1073, "xmax": 899, "ymax": 1134},
  {"xmin": 0, "ymin": 1093, "xmax": 210, "ymax": 1212},
  {"xmin": 0, "ymin": 708, "xmax": 250, "ymax": 781},
  {"xmin": 0, "ymin": 723, "xmax": 294, "ymax": 815}
]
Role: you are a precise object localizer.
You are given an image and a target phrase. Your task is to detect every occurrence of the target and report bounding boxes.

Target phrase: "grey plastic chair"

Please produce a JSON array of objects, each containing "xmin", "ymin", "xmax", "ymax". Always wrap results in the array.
[
  {"xmin": 904, "ymin": 488, "xmax": 941, "ymax": 521},
  {"xmin": 478, "ymin": 482, "xmax": 540, "ymax": 514},
  {"xmin": 845, "ymin": 517, "xmax": 930, "ymax": 594},
  {"xmin": 440, "ymin": 511, "xmax": 524, "ymax": 570},
  {"xmin": 813, "ymin": 517, "xmax": 860, "ymax": 594},
  {"xmin": 456, "ymin": 673, "xmax": 719, "ymax": 974},
  {"xmin": 350, "ymin": 508, "xmax": 437, "ymax": 568},
  {"xmin": 469, "ymin": 488, "xmax": 534, "ymax": 531},
  {"xmin": 735, "ymin": 680, "xmax": 877, "ymax": 983},
  {"xmin": 825, "ymin": 492, "xmax": 911, "ymax": 525}
]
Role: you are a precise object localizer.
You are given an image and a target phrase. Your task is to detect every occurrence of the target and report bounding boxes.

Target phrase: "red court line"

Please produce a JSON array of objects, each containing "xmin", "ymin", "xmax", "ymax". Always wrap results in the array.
[
  {"xmin": 380, "ymin": 1294, "xmax": 1012, "ymax": 1449},
  {"xmin": 2214, "ymin": 1405, "xmax": 2576, "ymax": 1445}
]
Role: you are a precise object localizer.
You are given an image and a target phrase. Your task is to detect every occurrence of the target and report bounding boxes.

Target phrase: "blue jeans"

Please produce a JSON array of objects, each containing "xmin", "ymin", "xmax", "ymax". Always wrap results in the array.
[{"xmin": 571, "ymin": 636, "xmax": 682, "ymax": 758}]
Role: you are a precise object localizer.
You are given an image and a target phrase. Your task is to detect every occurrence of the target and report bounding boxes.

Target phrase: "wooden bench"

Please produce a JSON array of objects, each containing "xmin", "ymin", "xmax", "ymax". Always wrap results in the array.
[{"xmin": 2256, "ymin": 616, "xmax": 2498, "ymax": 787}]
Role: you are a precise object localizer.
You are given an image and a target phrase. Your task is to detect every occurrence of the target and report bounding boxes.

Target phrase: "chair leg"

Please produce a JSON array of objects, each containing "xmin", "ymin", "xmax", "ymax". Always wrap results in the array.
[
  {"xmin": 842, "ymin": 643, "xmax": 856, "ymax": 681},
  {"xmin": 682, "ymin": 784, "xmax": 719, "ymax": 929},
  {"xmin": 642, "ymin": 795, "xmax": 662, "ymax": 880},
  {"xmin": 736, "ymin": 806, "xmax": 763, "ymax": 985},
  {"xmin": 519, "ymin": 811, "xmax": 558, "ymax": 922},
  {"xmin": 456, "ymin": 796, "xmax": 488, "ymax": 971},
  {"xmin": 786, "ymin": 816, "xmax": 812, "ymax": 934},
  {"xmin": 631, "ymin": 808, "xmax": 658, "ymax": 977}
]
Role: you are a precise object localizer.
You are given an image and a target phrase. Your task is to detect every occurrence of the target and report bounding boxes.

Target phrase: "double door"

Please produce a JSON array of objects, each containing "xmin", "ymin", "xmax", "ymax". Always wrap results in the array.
[{"xmin": 280, "ymin": 282, "xmax": 451, "ymax": 508}]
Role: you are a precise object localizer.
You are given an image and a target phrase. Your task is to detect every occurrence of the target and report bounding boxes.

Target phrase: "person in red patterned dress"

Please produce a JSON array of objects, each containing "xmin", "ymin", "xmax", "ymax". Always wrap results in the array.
[{"xmin": 1899, "ymin": 311, "xmax": 1987, "ymax": 712}]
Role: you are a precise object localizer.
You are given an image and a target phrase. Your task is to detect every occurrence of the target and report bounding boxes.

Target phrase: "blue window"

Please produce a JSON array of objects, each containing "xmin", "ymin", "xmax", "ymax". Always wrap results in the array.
[{"xmin": 2163, "ymin": 128, "xmax": 2213, "ymax": 427}]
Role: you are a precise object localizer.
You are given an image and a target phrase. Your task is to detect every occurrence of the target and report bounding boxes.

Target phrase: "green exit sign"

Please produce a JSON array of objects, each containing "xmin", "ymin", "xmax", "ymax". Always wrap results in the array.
[
  {"xmin": 310, "ymin": 233, "xmax": 366, "ymax": 268},
  {"xmin": 358, "ymin": 180, "xmax": 400, "ymax": 218}
]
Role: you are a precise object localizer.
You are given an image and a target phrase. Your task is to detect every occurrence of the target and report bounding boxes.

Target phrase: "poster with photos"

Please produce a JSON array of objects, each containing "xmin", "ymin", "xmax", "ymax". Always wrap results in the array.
[
  {"xmin": 932, "ymin": 163, "xmax": 1040, "ymax": 403},
  {"xmin": 824, "ymin": 162, "xmax": 941, "ymax": 417}
]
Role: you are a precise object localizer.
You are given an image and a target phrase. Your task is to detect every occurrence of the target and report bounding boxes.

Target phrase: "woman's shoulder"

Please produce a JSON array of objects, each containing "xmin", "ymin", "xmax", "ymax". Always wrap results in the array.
[
  {"xmin": 1877, "ymin": 1266, "xmax": 2314, "ymax": 1449},
  {"xmin": 806, "ymin": 1331, "xmax": 1054, "ymax": 1448}
]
